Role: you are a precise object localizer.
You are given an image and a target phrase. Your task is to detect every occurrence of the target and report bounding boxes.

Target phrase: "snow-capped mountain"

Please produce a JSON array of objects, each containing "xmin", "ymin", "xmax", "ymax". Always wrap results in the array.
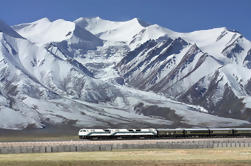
[
  {"xmin": 13, "ymin": 18, "xmax": 103, "ymax": 57},
  {"xmin": 0, "ymin": 17, "xmax": 250, "ymax": 130},
  {"xmin": 74, "ymin": 17, "xmax": 175, "ymax": 49},
  {"xmin": 116, "ymin": 23, "xmax": 251, "ymax": 121}
]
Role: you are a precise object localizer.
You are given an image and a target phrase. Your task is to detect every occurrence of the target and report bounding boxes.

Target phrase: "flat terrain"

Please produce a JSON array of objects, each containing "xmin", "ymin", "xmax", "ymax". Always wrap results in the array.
[
  {"xmin": 0, "ymin": 135, "xmax": 79, "ymax": 142},
  {"xmin": 0, "ymin": 148, "xmax": 251, "ymax": 166},
  {"xmin": 0, "ymin": 126, "xmax": 80, "ymax": 142}
]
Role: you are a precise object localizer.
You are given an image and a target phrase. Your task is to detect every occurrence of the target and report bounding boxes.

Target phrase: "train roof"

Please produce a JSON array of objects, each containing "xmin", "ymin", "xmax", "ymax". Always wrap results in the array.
[
  {"xmin": 232, "ymin": 128, "xmax": 251, "ymax": 130},
  {"xmin": 157, "ymin": 128, "xmax": 185, "ymax": 131},
  {"xmin": 209, "ymin": 128, "xmax": 233, "ymax": 130},
  {"xmin": 185, "ymin": 128, "xmax": 209, "ymax": 131}
]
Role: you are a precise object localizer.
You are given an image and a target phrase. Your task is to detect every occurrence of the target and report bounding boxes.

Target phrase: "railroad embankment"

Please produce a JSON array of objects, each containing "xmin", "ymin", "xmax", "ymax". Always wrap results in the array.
[{"xmin": 1, "ymin": 138, "xmax": 251, "ymax": 154}]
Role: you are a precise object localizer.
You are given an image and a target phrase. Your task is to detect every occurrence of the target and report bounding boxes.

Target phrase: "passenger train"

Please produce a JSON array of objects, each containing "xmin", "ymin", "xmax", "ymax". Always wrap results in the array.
[{"xmin": 78, "ymin": 128, "xmax": 251, "ymax": 139}]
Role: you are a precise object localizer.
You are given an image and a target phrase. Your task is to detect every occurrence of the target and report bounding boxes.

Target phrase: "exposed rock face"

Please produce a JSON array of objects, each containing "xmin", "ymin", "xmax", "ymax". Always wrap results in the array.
[
  {"xmin": 116, "ymin": 23, "xmax": 251, "ymax": 122},
  {"xmin": 0, "ymin": 17, "xmax": 251, "ymax": 130}
]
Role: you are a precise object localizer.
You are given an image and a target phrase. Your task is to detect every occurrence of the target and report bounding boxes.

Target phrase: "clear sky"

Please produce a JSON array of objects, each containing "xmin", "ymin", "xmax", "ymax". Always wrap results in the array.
[{"xmin": 1, "ymin": 0, "xmax": 251, "ymax": 40}]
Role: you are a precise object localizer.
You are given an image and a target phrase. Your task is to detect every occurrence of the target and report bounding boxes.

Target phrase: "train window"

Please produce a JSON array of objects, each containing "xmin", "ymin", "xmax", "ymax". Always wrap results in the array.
[
  {"xmin": 104, "ymin": 129, "xmax": 110, "ymax": 133},
  {"xmin": 136, "ymin": 129, "xmax": 141, "ymax": 132},
  {"xmin": 189, "ymin": 130, "xmax": 208, "ymax": 134},
  {"xmin": 211, "ymin": 130, "xmax": 232, "ymax": 134},
  {"xmin": 128, "ymin": 129, "xmax": 134, "ymax": 132},
  {"xmin": 236, "ymin": 130, "xmax": 251, "ymax": 133}
]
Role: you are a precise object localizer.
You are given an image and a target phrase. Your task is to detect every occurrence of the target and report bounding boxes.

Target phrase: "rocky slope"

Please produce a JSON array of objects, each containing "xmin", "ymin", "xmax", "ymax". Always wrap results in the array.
[
  {"xmin": 0, "ymin": 17, "xmax": 250, "ymax": 130},
  {"xmin": 116, "ymin": 24, "xmax": 251, "ymax": 121}
]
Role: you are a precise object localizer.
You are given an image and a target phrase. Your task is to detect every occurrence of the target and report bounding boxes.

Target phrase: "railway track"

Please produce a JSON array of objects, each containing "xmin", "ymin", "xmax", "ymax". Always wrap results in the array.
[{"xmin": 1, "ymin": 137, "xmax": 251, "ymax": 148}]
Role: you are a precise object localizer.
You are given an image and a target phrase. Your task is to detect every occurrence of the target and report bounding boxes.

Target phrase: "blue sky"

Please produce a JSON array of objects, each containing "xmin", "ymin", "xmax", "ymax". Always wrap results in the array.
[{"xmin": 1, "ymin": 0, "xmax": 251, "ymax": 40}]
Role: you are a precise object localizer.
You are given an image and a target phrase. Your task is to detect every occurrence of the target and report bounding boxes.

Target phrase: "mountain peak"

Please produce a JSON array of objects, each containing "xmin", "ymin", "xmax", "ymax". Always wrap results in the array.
[
  {"xmin": 75, "ymin": 16, "xmax": 104, "ymax": 24},
  {"xmin": 130, "ymin": 18, "xmax": 150, "ymax": 27},
  {"xmin": 33, "ymin": 17, "xmax": 51, "ymax": 24},
  {"xmin": 12, "ymin": 18, "xmax": 77, "ymax": 45},
  {"xmin": 75, "ymin": 17, "xmax": 150, "ymax": 28},
  {"xmin": 1, "ymin": 17, "xmax": 251, "ymax": 130},
  {"xmin": 94, "ymin": 16, "xmax": 101, "ymax": 20}
]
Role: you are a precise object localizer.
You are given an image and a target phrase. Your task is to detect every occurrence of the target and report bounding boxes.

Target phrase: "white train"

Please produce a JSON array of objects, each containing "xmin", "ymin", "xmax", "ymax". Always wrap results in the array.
[
  {"xmin": 78, "ymin": 128, "xmax": 251, "ymax": 139},
  {"xmin": 78, "ymin": 128, "xmax": 157, "ymax": 139}
]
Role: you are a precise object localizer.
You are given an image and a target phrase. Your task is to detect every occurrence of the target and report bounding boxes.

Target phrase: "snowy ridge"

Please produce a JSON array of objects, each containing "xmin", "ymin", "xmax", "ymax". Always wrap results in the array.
[
  {"xmin": 0, "ymin": 18, "xmax": 251, "ymax": 130},
  {"xmin": 74, "ymin": 17, "xmax": 177, "ymax": 49},
  {"xmin": 13, "ymin": 18, "xmax": 103, "ymax": 57},
  {"xmin": 13, "ymin": 18, "xmax": 75, "ymax": 45},
  {"xmin": 13, "ymin": 18, "xmax": 99, "ymax": 45},
  {"xmin": 75, "ymin": 17, "xmax": 148, "ymax": 42}
]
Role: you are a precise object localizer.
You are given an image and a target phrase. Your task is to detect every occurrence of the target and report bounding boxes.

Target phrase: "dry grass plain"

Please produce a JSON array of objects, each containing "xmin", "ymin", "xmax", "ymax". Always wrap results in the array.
[
  {"xmin": 0, "ymin": 126, "xmax": 81, "ymax": 142},
  {"xmin": 0, "ymin": 148, "xmax": 251, "ymax": 166},
  {"xmin": 0, "ymin": 135, "xmax": 79, "ymax": 142}
]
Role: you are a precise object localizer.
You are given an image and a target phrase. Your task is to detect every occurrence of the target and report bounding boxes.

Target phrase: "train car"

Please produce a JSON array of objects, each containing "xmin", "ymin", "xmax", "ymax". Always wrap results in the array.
[
  {"xmin": 209, "ymin": 128, "xmax": 233, "ymax": 137},
  {"xmin": 78, "ymin": 128, "xmax": 157, "ymax": 139},
  {"xmin": 184, "ymin": 128, "xmax": 210, "ymax": 137},
  {"xmin": 157, "ymin": 128, "xmax": 185, "ymax": 137},
  {"xmin": 233, "ymin": 128, "xmax": 251, "ymax": 137},
  {"xmin": 112, "ymin": 128, "xmax": 157, "ymax": 139},
  {"xmin": 79, "ymin": 128, "xmax": 251, "ymax": 139}
]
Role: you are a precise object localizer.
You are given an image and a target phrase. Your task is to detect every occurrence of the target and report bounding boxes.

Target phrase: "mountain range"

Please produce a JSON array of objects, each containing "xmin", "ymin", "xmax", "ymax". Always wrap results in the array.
[{"xmin": 0, "ymin": 17, "xmax": 251, "ymax": 130}]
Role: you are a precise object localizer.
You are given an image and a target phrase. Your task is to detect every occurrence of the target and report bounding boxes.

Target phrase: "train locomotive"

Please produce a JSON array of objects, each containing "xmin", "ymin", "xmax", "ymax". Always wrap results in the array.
[
  {"xmin": 79, "ymin": 128, "xmax": 157, "ymax": 139},
  {"xmin": 78, "ymin": 128, "xmax": 251, "ymax": 139}
]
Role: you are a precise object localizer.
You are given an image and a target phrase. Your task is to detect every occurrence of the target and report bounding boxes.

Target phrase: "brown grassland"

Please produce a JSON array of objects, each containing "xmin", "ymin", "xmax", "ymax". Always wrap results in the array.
[{"xmin": 0, "ymin": 148, "xmax": 251, "ymax": 166}]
